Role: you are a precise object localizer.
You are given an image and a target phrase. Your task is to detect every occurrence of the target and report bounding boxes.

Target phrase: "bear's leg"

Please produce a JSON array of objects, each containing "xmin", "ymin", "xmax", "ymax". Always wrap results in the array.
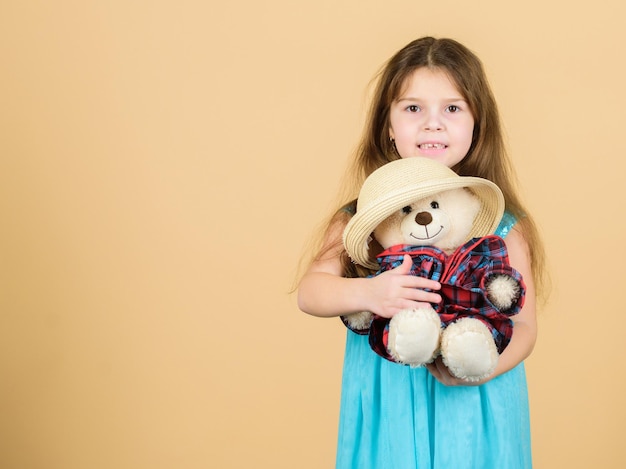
[
  {"xmin": 387, "ymin": 307, "xmax": 441, "ymax": 367},
  {"xmin": 441, "ymin": 318, "xmax": 498, "ymax": 382}
]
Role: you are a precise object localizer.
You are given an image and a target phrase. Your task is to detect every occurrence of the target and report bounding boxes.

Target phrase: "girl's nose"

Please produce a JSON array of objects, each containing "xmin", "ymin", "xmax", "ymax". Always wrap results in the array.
[
  {"xmin": 423, "ymin": 111, "xmax": 443, "ymax": 131},
  {"xmin": 415, "ymin": 211, "xmax": 432, "ymax": 225}
]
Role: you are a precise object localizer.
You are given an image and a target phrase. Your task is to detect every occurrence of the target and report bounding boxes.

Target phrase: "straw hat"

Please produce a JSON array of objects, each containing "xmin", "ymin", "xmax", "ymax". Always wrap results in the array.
[{"xmin": 343, "ymin": 157, "xmax": 505, "ymax": 269}]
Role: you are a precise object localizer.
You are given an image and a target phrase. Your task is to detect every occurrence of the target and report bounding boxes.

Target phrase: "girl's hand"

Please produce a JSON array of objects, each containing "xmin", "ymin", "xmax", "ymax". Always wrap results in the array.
[
  {"xmin": 367, "ymin": 255, "xmax": 441, "ymax": 319},
  {"xmin": 426, "ymin": 357, "xmax": 491, "ymax": 387}
]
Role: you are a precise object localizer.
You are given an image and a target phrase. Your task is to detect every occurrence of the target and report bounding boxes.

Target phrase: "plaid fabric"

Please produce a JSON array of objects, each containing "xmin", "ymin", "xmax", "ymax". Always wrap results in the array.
[{"xmin": 365, "ymin": 235, "xmax": 525, "ymax": 362}]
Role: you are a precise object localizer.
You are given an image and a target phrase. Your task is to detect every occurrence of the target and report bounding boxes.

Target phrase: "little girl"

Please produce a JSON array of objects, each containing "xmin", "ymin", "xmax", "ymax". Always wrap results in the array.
[{"xmin": 297, "ymin": 37, "xmax": 547, "ymax": 468}]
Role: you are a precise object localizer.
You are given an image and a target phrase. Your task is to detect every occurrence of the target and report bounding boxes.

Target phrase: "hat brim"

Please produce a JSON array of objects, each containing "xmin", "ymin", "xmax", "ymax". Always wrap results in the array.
[{"xmin": 343, "ymin": 176, "xmax": 504, "ymax": 269}]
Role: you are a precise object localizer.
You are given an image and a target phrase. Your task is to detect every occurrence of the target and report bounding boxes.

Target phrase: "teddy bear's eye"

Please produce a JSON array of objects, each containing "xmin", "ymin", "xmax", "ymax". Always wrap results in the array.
[
  {"xmin": 430, "ymin": 201, "xmax": 439, "ymax": 209},
  {"xmin": 402, "ymin": 205, "xmax": 412, "ymax": 214}
]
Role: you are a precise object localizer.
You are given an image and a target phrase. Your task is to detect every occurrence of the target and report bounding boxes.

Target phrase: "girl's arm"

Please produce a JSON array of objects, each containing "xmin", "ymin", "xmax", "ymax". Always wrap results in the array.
[
  {"xmin": 297, "ymin": 215, "xmax": 442, "ymax": 319},
  {"xmin": 427, "ymin": 226, "xmax": 538, "ymax": 385}
]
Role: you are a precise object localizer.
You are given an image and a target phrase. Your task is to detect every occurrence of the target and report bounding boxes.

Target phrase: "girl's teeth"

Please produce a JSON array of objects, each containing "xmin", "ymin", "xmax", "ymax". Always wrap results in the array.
[{"xmin": 420, "ymin": 143, "xmax": 446, "ymax": 149}]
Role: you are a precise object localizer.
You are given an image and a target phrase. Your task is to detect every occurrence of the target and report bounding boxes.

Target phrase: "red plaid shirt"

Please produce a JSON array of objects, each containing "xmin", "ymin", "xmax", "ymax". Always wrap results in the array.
[{"xmin": 356, "ymin": 235, "xmax": 525, "ymax": 363}]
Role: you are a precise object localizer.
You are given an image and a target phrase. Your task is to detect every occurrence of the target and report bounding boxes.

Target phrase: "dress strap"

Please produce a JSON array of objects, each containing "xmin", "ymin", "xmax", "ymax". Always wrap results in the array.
[
  {"xmin": 495, "ymin": 211, "xmax": 517, "ymax": 239},
  {"xmin": 341, "ymin": 201, "xmax": 357, "ymax": 216}
]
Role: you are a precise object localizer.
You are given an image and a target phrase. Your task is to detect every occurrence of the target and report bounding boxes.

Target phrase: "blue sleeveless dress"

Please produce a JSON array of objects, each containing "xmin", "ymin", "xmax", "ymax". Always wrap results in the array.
[{"xmin": 335, "ymin": 213, "xmax": 532, "ymax": 469}]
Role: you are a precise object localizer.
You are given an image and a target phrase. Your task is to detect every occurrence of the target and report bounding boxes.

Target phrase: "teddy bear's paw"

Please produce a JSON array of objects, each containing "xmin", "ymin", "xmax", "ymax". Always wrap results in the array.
[
  {"xmin": 342, "ymin": 311, "xmax": 374, "ymax": 333},
  {"xmin": 387, "ymin": 307, "xmax": 441, "ymax": 366},
  {"xmin": 485, "ymin": 274, "xmax": 520, "ymax": 311},
  {"xmin": 441, "ymin": 318, "xmax": 498, "ymax": 382}
]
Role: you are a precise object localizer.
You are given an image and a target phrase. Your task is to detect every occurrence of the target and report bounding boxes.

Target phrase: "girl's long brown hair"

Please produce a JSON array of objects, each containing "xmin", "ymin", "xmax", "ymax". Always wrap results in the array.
[{"xmin": 302, "ymin": 37, "xmax": 548, "ymax": 302}]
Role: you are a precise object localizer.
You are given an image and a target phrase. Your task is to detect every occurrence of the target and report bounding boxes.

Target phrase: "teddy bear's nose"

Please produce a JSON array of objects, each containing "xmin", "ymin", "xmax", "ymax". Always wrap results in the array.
[{"xmin": 415, "ymin": 211, "xmax": 433, "ymax": 226}]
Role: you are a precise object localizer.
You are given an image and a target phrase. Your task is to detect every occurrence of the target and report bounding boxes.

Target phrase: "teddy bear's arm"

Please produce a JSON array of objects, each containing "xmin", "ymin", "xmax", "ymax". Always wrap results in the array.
[{"xmin": 485, "ymin": 274, "xmax": 523, "ymax": 312}]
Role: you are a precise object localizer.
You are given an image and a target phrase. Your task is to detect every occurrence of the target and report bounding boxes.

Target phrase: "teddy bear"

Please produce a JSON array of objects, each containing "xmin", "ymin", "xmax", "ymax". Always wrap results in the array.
[{"xmin": 341, "ymin": 157, "xmax": 525, "ymax": 382}]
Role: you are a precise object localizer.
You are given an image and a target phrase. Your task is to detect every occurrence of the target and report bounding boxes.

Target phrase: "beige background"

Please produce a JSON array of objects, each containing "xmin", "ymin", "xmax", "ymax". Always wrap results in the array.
[{"xmin": 1, "ymin": 1, "xmax": 625, "ymax": 468}]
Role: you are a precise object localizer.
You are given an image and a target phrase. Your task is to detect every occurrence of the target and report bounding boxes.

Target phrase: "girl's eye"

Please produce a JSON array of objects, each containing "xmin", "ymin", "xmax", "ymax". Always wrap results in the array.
[
  {"xmin": 402, "ymin": 206, "xmax": 412, "ymax": 214},
  {"xmin": 406, "ymin": 105, "xmax": 420, "ymax": 113},
  {"xmin": 430, "ymin": 201, "xmax": 439, "ymax": 209},
  {"xmin": 446, "ymin": 105, "xmax": 460, "ymax": 113}
]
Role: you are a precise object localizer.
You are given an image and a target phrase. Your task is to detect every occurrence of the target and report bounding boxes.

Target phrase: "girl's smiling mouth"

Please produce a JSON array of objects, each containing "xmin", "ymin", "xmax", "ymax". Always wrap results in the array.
[{"xmin": 418, "ymin": 143, "xmax": 447, "ymax": 149}]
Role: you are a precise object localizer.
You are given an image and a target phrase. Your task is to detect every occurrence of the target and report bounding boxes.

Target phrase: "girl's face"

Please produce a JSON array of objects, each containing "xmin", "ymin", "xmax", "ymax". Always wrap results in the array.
[{"xmin": 388, "ymin": 67, "xmax": 475, "ymax": 168}]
